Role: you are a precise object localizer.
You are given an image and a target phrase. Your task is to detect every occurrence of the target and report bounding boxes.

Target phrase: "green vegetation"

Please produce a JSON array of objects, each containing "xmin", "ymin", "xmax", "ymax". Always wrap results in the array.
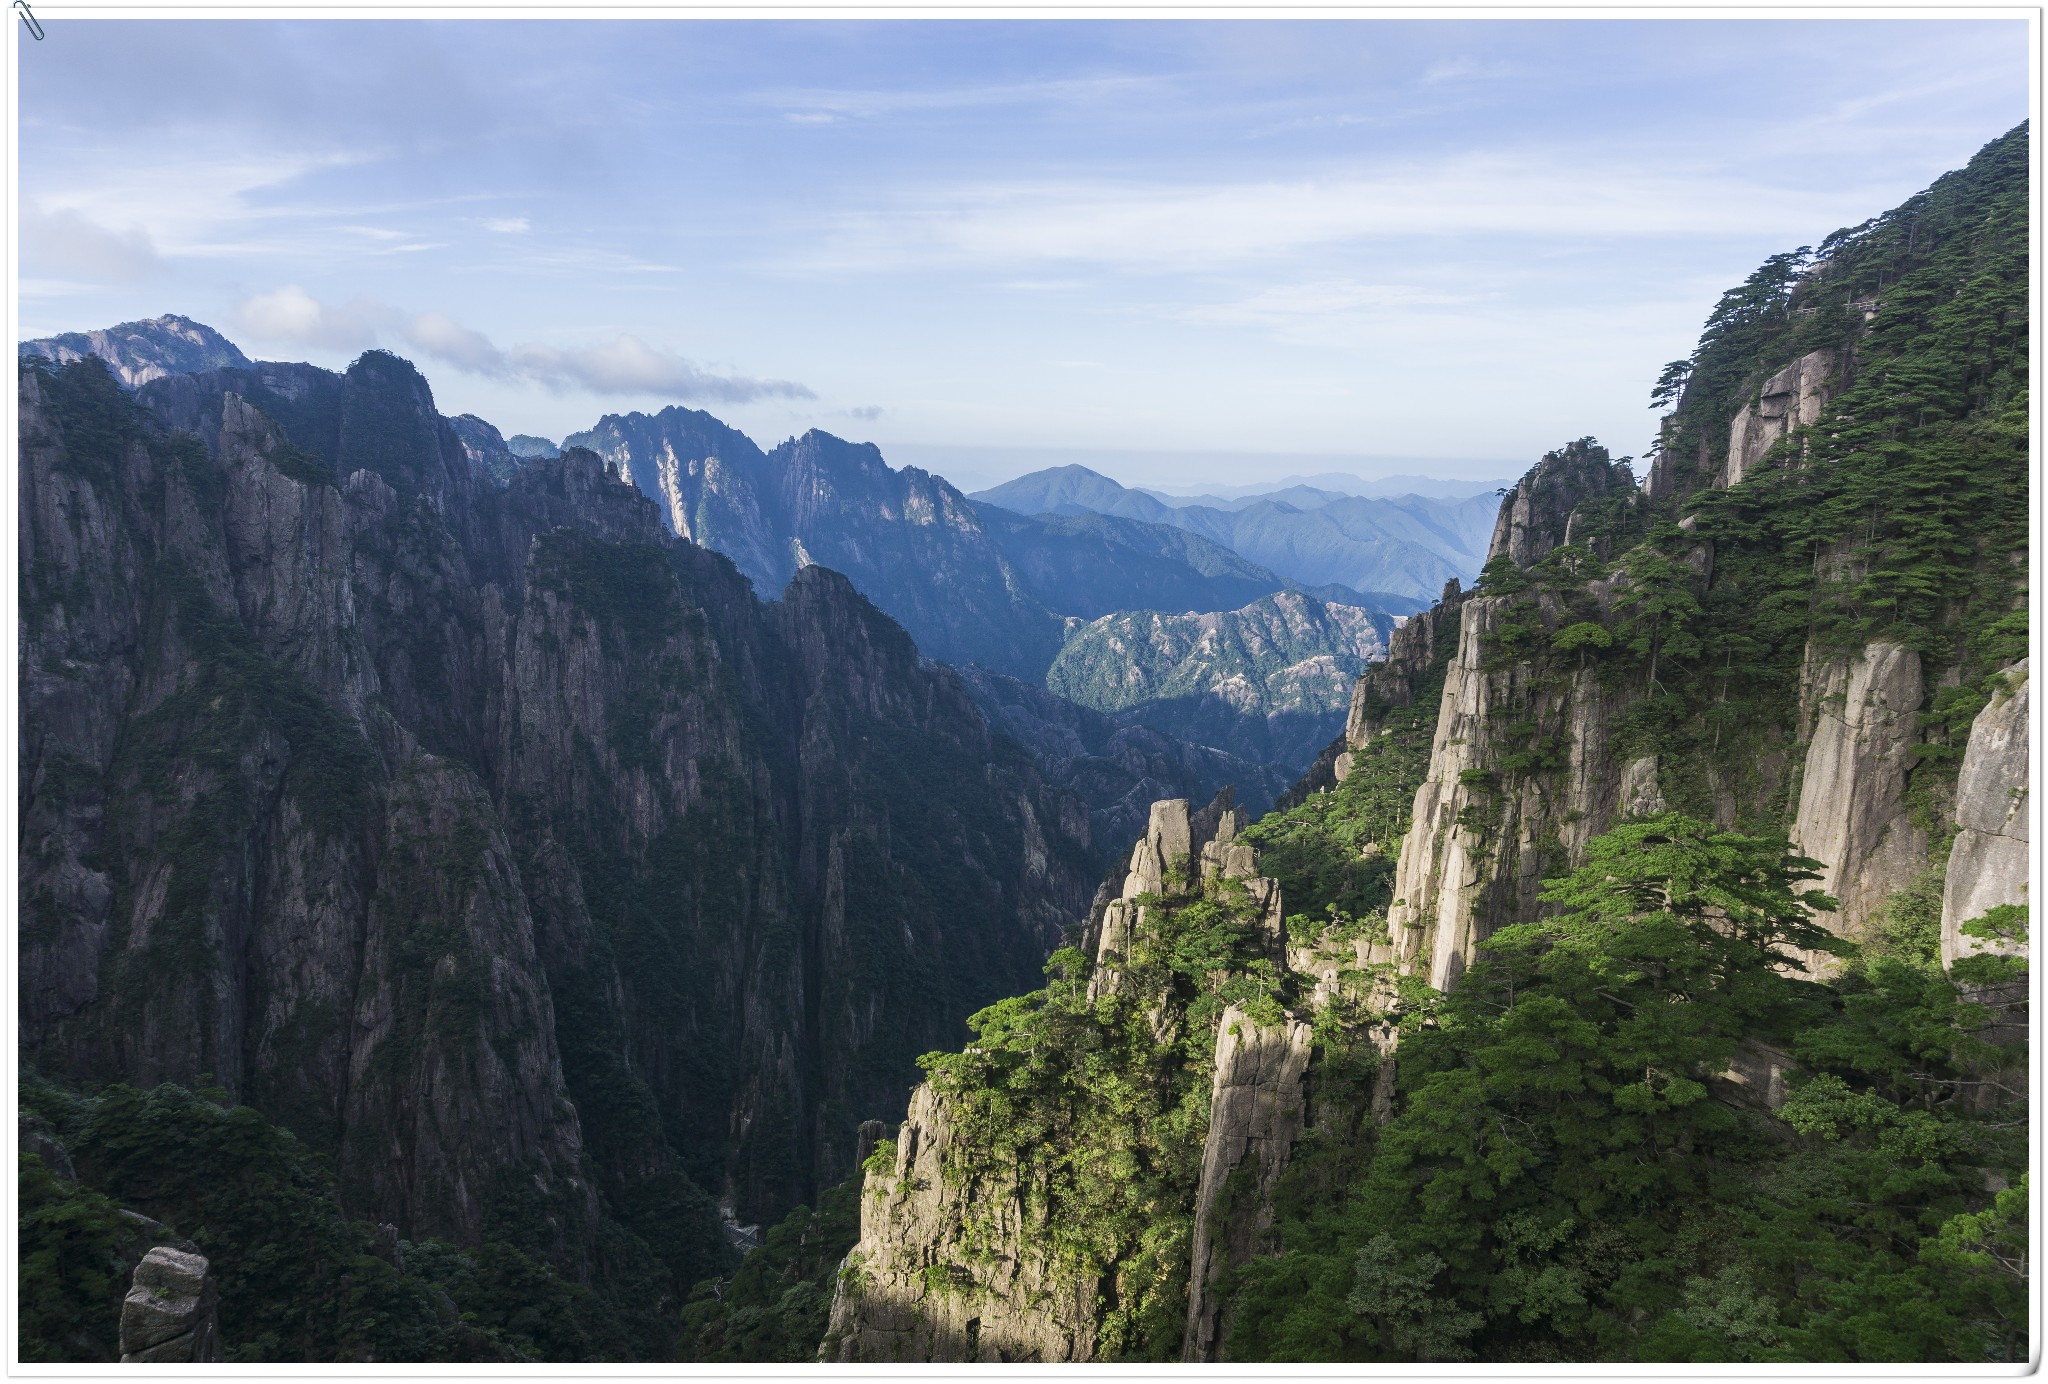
[
  {"xmin": 913, "ymin": 858, "xmax": 1295, "ymax": 1359},
  {"xmin": 1221, "ymin": 817, "xmax": 2026, "ymax": 1363},
  {"xmin": 679, "ymin": 1179, "xmax": 862, "ymax": 1362},
  {"xmin": 17, "ymin": 1072, "xmax": 682, "ymax": 1362}
]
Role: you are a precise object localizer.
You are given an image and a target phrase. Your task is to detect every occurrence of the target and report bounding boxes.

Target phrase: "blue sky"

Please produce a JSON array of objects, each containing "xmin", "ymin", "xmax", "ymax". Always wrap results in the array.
[{"xmin": 18, "ymin": 17, "xmax": 2031, "ymax": 490}]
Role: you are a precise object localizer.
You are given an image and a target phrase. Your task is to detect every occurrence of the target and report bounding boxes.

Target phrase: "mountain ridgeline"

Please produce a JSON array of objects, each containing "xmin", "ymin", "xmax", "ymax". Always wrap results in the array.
[
  {"xmin": 821, "ymin": 124, "xmax": 2031, "ymax": 1364},
  {"xmin": 971, "ymin": 462, "xmax": 1500, "ymax": 602}
]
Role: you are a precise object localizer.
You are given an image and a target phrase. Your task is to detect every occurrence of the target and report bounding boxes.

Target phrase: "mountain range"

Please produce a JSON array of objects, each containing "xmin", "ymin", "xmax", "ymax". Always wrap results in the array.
[
  {"xmin": 13, "ymin": 124, "xmax": 2032, "ymax": 1368},
  {"xmin": 17, "ymin": 321, "xmax": 1497, "ymax": 780},
  {"xmin": 970, "ymin": 463, "xmax": 1501, "ymax": 600}
]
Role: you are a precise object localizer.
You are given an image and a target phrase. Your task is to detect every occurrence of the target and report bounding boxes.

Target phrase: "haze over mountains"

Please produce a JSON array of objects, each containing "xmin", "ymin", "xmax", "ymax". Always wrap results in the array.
[
  {"xmin": 971, "ymin": 463, "xmax": 1503, "ymax": 601},
  {"xmin": 18, "ymin": 316, "xmax": 1507, "ymax": 780}
]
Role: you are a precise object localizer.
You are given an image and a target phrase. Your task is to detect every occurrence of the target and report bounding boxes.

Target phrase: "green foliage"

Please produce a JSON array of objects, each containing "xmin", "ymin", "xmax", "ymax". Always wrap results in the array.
[
  {"xmin": 1222, "ymin": 813, "xmax": 2026, "ymax": 1364},
  {"xmin": 914, "ymin": 867, "xmax": 1293, "ymax": 1360},
  {"xmin": 18, "ymin": 1152, "xmax": 132, "ymax": 1362},
  {"xmin": 680, "ymin": 1179, "xmax": 863, "ymax": 1362},
  {"xmin": 15, "ymin": 1073, "xmax": 684, "ymax": 1363}
]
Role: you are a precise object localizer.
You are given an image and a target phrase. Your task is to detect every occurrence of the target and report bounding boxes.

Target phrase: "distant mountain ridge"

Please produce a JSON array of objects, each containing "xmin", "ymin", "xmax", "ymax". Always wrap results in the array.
[
  {"xmin": 19, "ymin": 315, "xmax": 1428, "ymax": 779},
  {"xmin": 971, "ymin": 464, "xmax": 1501, "ymax": 600},
  {"xmin": 19, "ymin": 314, "xmax": 250, "ymax": 389},
  {"xmin": 1046, "ymin": 590, "xmax": 1391, "ymax": 767}
]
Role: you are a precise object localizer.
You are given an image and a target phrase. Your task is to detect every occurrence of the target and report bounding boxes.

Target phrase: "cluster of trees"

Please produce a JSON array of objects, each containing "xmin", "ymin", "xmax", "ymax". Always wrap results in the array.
[
  {"xmin": 18, "ymin": 1076, "xmax": 696, "ymax": 1362},
  {"xmin": 1222, "ymin": 813, "xmax": 2026, "ymax": 1362}
]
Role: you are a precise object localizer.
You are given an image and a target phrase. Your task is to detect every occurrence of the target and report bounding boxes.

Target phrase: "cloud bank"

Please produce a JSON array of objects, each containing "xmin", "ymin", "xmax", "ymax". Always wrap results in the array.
[{"xmin": 229, "ymin": 287, "xmax": 813, "ymax": 402}]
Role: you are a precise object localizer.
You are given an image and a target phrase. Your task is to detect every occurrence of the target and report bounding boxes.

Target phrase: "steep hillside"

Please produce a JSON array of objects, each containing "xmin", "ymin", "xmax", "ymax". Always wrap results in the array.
[
  {"xmin": 822, "ymin": 124, "xmax": 2030, "ymax": 1367},
  {"xmin": 1047, "ymin": 592, "xmax": 1392, "ymax": 770},
  {"xmin": 446, "ymin": 413, "xmax": 525, "ymax": 485},
  {"xmin": 17, "ymin": 349, "xmax": 1099, "ymax": 1359}
]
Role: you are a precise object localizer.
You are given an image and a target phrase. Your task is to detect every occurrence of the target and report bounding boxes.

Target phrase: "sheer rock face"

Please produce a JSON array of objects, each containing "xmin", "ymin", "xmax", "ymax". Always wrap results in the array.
[
  {"xmin": 1182, "ymin": 1004, "xmax": 1312, "ymax": 1362},
  {"xmin": 1723, "ymin": 349, "xmax": 1841, "ymax": 488},
  {"xmin": 1942, "ymin": 660, "xmax": 2030, "ymax": 968},
  {"xmin": 1384, "ymin": 598, "xmax": 1628, "ymax": 990},
  {"xmin": 1790, "ymin": 641, "xmax": 1929, "ymax": 955},
  {"xmin": 120, "ymin": 1247, "xmax": 220, "ymax": 1363},
  {"xmin": 18, "ymin": 355, "xmax": 1095, "ymax": 1260},
  {"xmin": 565, "ymin": 410, "xmax": 1064, "ymax": 681}
]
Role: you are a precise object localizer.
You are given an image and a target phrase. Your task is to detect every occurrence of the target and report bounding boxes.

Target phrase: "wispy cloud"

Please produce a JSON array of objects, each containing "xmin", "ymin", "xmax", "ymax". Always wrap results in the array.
[
  {"xmin": 482, "ymin": 215, "xmax": 531, "ymax": 233},
  {"xmin": 782, "ymin": 153, "xmax": 1894, "ymax": 274},
  {"xmin": 1180, "ymin": 279, "xmax": 1473, "ymax": 328},
  {"xmin": 228, "ymin": 287, "xmax": 814, "ymax": 402},
  {"xmin": 19, "ymin": 202, "xmax": 161, "ymax": 282},
  {"xmin": 758, "ymin": 72, "xmax": 1170, "ymax": 120},
  {"xmin": 504, "ymin": 335, "xmax": 814, "ymax": 402}
]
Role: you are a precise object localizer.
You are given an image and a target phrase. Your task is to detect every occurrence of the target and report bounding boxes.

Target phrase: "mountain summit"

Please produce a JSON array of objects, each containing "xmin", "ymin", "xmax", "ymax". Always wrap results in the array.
[{"xmin": 18, "ymin": 313, "xmax": 250, "ymax": 389}]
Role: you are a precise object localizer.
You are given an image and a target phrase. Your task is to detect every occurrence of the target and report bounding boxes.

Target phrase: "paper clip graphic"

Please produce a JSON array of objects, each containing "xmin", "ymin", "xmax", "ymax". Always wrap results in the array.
[{"xmin": 14, "ymin": 0, "xmax": 43, "ymax": 40}]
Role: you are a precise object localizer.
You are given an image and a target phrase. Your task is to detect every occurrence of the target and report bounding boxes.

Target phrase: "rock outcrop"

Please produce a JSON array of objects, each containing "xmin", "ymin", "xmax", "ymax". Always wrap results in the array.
[
  {"xmin": 828, "ymin": 794, "xmax": 1314, "ymax": 1364},
  {"xmin": 1722, "ymin": 349, "xmax": 1841, "ymax": 488},
  {"xmin": 1942, "ymin": 660, "xmax": 2030, "ymax": 968},
  {"xmin": 1181, "ymin": 1004, "xmax": 1312, "ymax": 1361},
  {"xmin": 1790, "ymin": 641, "xmax": 1930, "ymax": 954},
  {"xmin": 1487, "ymin": 438, "xmax": 1634, "ymax": 568},
  {"xmin": 119, "ymin": 1247, "xmax": 220, "ymax": 1363}
]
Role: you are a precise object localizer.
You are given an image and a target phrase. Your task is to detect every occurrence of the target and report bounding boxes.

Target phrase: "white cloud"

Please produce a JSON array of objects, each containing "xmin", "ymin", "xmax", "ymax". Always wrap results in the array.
[
  {"xmin": 404, "ymin": 311, "xmax": 512, "ymax": 378},
  {"xmin": 220, "ymin": 287, "xmax": 817, "ymax": 402},
  {"xmin": 231, "ymin": 285, "xmax": 394, "ymax": 352},
  {"xmin": 786, "ymin": 154, "xmax": 1895, "ymax": 274},
  {"xmin": 508, "ymin": 334, "xmax": 814, "ymax": 402},
  {"xmin": 19, "ymin": 203, "xmax": 160, "ymax": 282},
  {"xmin": 1181, "ymin": 280, "xmax": 1473, "ymax": 328},
  {"xmin": 482, "ymin": 215, "xmax": 531, "ymax": 233}
]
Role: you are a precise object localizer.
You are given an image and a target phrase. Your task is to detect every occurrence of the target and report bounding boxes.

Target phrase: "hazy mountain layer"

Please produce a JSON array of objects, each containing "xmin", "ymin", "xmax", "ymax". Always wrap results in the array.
[{"xmin": 972, "ymin": 464, "xmax": 1500, "ymax": 599}]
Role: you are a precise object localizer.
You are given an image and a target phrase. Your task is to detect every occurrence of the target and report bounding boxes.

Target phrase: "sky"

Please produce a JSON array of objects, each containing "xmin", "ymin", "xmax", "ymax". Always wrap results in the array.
[{"xmin": 16, "ymin": 16, "xmax": 2033, "ymax": 491}]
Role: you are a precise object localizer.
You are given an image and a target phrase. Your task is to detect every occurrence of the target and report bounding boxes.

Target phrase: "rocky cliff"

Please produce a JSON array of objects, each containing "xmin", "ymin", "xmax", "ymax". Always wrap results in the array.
[
  {"xmin": 823, "ymin": 796, "xmax": 1316, "ymax": 1363},
  {"xmin": 18, "ymin": 348, "xmax": 1098, "ymax": 1337},
  {"xmin": 20, "ymin": 314, "xmax": 250, "ymax": 390},
  {"xmin": 815, "ymin": 123, "xmax": 2031, "ymax": 1370},
  {"xmin": 564, "ymin": 408, "xmax": 1065, "ymax": 680},
  {"xmin": 1309, "ymin": 126, "xmax": 2031, "ymax": 992}
]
